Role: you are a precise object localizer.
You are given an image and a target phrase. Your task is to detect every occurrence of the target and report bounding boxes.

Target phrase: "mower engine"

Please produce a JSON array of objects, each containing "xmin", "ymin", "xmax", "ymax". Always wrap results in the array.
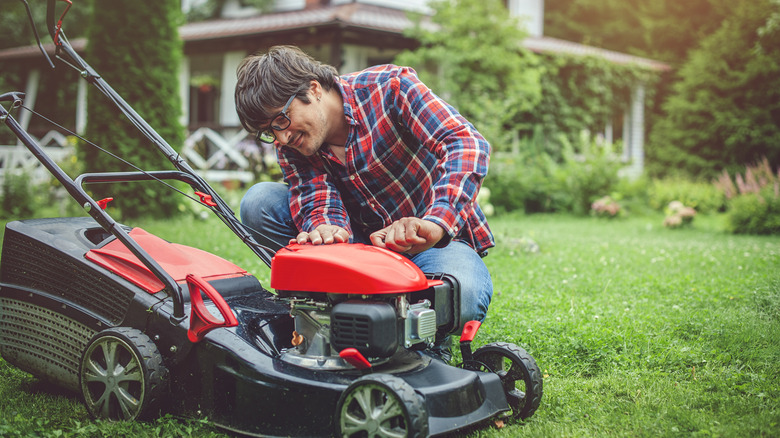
[{"xmin": 270, "ymin": 243, "xmax": 459, "ymax": 370}]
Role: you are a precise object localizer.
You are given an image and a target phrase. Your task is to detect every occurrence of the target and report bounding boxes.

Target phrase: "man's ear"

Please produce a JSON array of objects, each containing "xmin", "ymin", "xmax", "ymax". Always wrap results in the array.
[{"xmin": 309, "ymin": 80, "xmax": 322, "ymax": 99}]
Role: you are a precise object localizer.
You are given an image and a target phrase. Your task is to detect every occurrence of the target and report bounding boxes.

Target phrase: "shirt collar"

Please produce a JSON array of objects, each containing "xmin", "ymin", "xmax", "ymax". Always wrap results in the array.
[{"xmin": 334, "ymin": 75, "xmax": 357, "ymax": 127}]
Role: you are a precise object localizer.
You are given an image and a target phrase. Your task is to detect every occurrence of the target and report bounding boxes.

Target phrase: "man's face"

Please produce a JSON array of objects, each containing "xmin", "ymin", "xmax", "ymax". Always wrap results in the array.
[{"xmin": 273, "ymin": 91, "xmax": 329, "ymax": 157}]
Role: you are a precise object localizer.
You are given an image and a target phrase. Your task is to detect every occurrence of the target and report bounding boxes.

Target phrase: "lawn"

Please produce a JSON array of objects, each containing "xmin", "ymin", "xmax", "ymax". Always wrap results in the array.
[{"xmin": 0, "ymin": 210, "xmax": 778, "ymax": 437}]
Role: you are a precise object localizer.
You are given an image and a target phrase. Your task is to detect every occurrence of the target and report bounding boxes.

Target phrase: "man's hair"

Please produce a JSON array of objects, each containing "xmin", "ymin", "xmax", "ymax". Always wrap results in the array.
[{"xmin": 235, "ymin": 45, "xmax": 338, "ymax": 133}]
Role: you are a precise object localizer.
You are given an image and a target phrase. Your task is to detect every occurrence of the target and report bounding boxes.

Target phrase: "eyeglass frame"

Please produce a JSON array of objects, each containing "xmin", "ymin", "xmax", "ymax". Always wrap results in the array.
[{"xmin": 255, "ymin": 93, "xmax": 297, "ymax": 143}]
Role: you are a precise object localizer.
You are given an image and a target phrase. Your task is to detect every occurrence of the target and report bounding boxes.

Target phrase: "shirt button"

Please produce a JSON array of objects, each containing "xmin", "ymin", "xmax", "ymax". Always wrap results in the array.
[{"xmin": 349, "ymin": 175, "xmax": 355, "ymax": 181}]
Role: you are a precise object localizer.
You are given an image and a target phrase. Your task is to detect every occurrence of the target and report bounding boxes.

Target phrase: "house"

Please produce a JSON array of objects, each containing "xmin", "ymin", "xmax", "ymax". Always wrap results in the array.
[{"xmin": 0, "ymin": 0, "xmax": 668, "ymax": 183}]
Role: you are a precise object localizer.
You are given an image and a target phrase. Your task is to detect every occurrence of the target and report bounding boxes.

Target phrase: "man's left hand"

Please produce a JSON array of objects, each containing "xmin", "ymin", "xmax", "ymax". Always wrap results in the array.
[{"xmin": 370, "ymin": 218, "xmax": 445, "ymax": 254}]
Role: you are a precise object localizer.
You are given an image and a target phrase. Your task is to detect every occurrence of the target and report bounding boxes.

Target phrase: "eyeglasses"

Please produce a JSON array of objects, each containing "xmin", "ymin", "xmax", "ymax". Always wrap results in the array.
[{"xmin": 255, "ymin": 93, "xmax": 296, "ymax": 143}]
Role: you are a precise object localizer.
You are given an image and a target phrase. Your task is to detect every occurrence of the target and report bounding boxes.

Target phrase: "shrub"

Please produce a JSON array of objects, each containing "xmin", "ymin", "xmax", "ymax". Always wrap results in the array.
[
  {"xmin": 715, "ymin": 157, "xmax": 780, "ymax": 235},
  {"xmin": 84, "ymin": 0, "xmax": 184, "ymax": 219},
  {"xmin": 649, "ymin": 177, "xmax": 726, "ymax": 214},
  {"xmin": 1, "ymin": 171, "xmax": 38, "ymax": 219},
  {"xmin": 558, "ymin": 135, "xmax": 622, "ymax": 215},
  {"xmin": 590, "ymin": 195, "xmax": 622, "ymax": 218},
  {"xmin": 663, "ymin": 200, "xmax": 697, "ymax": 228},
  {"xmin": 484, "ymin": 132, "xmax": 623, "ymax": 216},
  {"xmin": 725, "ymin": 189, "xmax": 780, "ymax": 234},
  {"xmin": 484, "ymin": 153, "xmax": 565, "ymax": 214},
  {"xmin": 612, "ymin": 175, "xmax": 652, "ymax": 216}
]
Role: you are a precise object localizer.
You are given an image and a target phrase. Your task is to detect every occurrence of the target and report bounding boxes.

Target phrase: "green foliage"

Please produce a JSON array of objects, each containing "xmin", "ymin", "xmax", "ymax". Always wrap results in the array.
[
  {"xmin": 544, "ymin": 0, "xmax": 723, "ymax": 65},
  {"xmin": 0, "ymin": 413, "xmax": 225, "ymax": 438},
  {"xmin": 726, "ymin": 189, "xmax": 780, "ymax": 235},
  {"xmin": 484, "ymin": 132, "xmax": 622, "ymax": 215},
  {"xmin": 185, "ymin": 0, "xmax": 274, "ymax": 21},
  {"xmin": 0, "ymin": 2, "xmax": 88, "ymax": 144},
  {"xmin": 485, "ymin": 152, "xmax": 563, "ymax": 215},
  {"xmin": 83, "ymin": 0, "xmax": 184, "ymax": 219},
  {"xmin": 716, "ymin": 158, "xmax": 780, "ymax": 234},
  {"xmin": 0, "ymin": 1, "xmax": 92, "ymax": 50},
  {"xmin": 0, "ymin": 172, "xmax": 37, "ymax": 219},
  {"xmin": 648, "ymin": 0, "xmax": 780, "ymax": 179},
  {"xmin": 558, "ymin": 136, "xmax": 623, "ymax": 215},
  {"xmin": 484, "ymin": 127, "xmax": 566, "ymax": 214},
  {"xmin": 396, "ymin": 0, "xmax": 658, "ymax": 162},
  {"xmin": 612, "ymin": 175, "xmax": 653, "ymax": 215},
  {"xmin": 525, "ymin": 55, "xmax": 654, "ymax": 161},
  {"xmin": 648, "ymin": 178, "xmax": 727, "ymax": 214},
  {"xmin": 395, "ymin": 0, "xmax": 543, "ymax": 150}
]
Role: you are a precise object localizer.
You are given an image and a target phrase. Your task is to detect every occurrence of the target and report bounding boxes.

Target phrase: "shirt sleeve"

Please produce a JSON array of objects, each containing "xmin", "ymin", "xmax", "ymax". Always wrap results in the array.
[
  {"xmin": 276, "ymin": 147, "xmax": 352, "ymax": 236},
  {"xmin": 391, "ymin": 68, "xmax": 491, "ymax": 240}
]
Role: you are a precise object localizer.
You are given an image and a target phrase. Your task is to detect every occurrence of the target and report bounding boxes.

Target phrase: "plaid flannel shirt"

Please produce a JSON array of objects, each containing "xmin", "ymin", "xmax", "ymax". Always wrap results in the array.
[{"xmin": 276, "ymin": 65, "xmax": 494, "ymax": 253}]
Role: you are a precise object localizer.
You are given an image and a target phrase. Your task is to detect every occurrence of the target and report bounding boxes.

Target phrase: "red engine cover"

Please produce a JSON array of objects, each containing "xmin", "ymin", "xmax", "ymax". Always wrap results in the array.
[{"xmin": 270, "ymin": 243, "xmax": 442, "ymax": 294}]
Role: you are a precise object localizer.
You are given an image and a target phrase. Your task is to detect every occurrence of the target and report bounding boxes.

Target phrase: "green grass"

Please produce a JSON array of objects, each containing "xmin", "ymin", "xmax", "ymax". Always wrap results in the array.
[{"xmin": 1, "ymin": 211, "xmax": 779, "ymax": 437}]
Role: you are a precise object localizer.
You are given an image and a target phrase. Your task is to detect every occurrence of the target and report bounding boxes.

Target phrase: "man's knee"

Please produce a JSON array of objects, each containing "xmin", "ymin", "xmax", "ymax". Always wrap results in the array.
[
  {"xmin": 240, "ymin": 182, "xmax": 288, "ymax": 224},
  {"xmin": 409, "ymin": 242, "xmax": 493, "ymax": 325}
]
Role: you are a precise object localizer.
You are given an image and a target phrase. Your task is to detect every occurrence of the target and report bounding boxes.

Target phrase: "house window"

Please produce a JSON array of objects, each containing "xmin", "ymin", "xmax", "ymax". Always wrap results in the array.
[
  {"xmin": 190, "ymin": 81, "xmax": 218, "ymax": 125},
  {"xmin": 188, "ymin": 54, "xmax": 222, "ymax": 127}
]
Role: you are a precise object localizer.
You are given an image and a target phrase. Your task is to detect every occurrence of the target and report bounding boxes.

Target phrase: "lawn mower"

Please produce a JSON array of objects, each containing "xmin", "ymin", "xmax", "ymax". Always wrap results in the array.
[{"xmin": 0, "ymin": 1, "xmax": 542, "ymax": 436}]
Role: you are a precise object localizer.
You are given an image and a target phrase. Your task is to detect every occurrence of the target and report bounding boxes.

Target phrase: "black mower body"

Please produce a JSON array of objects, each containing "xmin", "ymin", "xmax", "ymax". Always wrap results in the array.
[{"xmin": 0, "ymin": 217, "xmax": 509, "ymax": 436}]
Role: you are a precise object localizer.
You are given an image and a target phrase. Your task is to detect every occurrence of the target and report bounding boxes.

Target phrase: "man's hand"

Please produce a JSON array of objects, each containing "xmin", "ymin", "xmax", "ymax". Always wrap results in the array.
[
  {"xmin": 291, "ymin": 224, "xmax": 350, "ymax": 245},
  {"xmin": 370, "ymin": 217, "xmax": 446, "ymax": 254}
]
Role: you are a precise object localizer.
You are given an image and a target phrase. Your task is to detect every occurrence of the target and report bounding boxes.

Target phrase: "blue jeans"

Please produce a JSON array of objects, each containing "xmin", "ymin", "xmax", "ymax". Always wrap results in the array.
[{"xmin": 239, "ymin": 182, "xmax": 493, "ymax": 329}]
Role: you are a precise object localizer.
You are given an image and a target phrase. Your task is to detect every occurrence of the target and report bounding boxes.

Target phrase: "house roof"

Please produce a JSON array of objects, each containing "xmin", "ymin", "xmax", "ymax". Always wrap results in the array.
[
  {"xmin": 0, "ymin": 3, "xmax": 668, "ymax": 71},
  {"xmin": 180, "ymin": 3, "xmax": 426, "ymax": 42}
]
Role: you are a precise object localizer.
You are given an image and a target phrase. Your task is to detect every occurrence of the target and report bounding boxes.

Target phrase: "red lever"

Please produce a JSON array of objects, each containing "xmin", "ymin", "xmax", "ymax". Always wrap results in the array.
[
  {"xmin": 96, "ymin": 198, "xmax": 113, "ymax": 210},
  {"xmin": 54, "ymin": 0, "xmax": 73, "ymax": 46},
  {"xmin": 194, "ymin": 191, "xmax": 218, "ymax": 207},
  {"xmin": 339, "ymin": 348, "xmax": 372, "ymax": 370},
  {"xmin": 186, "ymin": 274, "xmax": 238, "ymax": 342},
  {"xmin": 460, "ymin": 320, "xmax": 481, "ymax": 342}
]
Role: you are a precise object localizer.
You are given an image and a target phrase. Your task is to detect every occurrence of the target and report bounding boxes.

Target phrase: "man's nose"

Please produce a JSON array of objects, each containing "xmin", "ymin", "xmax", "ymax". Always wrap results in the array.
[{"xmin": 277, "ymin": 129, "xmax": 293, "ymax": 146}]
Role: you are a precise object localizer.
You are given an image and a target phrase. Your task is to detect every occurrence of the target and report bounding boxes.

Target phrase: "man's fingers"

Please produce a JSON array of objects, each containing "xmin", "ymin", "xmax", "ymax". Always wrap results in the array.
[
  {"xmin": 292, "ymin": 231, "xmax": 311, "ymax": 245},
  {"xmin": 333, "ymin": 228, "xmax": 349, "ymax": 243},
  {"xmin": 390, "ymin": 220, "xmax": 425, "ymax": 245},
  {"xmin": 292, "ymin": 225, "xmax": 350, "ymax": 245},
  {"xmin": 370, "ymin": 229, "xmax": 387, "ymax": 248},
  {"xmin": 310, "ymin": 230, "xmax": 324, "ymax": 244}
]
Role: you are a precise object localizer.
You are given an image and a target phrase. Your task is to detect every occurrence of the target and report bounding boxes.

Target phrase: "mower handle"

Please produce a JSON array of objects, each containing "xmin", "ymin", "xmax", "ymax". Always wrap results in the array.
[
  {"xmin": 0, "ymin": 92, "xmax": 25, "ymax": 104},
  {"xmin": 75, "ymin": 170, "xmax": 203, "ymax": 189}
]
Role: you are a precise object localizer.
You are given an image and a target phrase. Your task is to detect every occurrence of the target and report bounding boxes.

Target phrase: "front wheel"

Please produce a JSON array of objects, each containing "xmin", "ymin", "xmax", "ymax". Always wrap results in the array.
[
  {"xmin": 470, "ymin": 342, "xmax": 543, "ymax": 420},
  {"xmin": 79, "ymin": 327, "xmax": 169, "ymax": 421},
  {"xmin": 335, "ymin": 374, "xmax": 428, "ymax": 438}
]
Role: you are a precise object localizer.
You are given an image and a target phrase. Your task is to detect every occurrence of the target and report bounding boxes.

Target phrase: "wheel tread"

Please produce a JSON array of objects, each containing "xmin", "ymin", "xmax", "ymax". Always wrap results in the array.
[
  {"xmin": 474, "ymin": 341, "xmax": 543, "ymax": 420},
  {"xmin": 336, "ymin": 373, "xmax": 429, "ymax": 437}
]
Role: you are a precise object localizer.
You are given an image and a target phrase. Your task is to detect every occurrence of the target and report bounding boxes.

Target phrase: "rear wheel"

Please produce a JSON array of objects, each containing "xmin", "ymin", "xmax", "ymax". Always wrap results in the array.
[
  {"xmin": 336, "ymin": 374, "xmax": 428, "ymax": 438},
  {"xmin": 79, "ymin": 327, "xmax": 168, "ymax": 421},
  {"xmin": 471, "ymin": 342, "xmax": 542, "ymax": 420}
]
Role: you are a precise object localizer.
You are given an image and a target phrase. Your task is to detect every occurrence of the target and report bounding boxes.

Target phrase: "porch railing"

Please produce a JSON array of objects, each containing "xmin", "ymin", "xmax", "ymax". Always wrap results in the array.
[{"xmin": 0, "ymin": 127, "xmax": 273, "ymax": 187}]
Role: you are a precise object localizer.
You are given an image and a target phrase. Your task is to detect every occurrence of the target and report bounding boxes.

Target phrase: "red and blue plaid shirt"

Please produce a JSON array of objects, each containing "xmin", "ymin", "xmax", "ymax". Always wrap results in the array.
[{"xmin": 276, "ymin": 65, "xmax": 494, "ymax": 253}]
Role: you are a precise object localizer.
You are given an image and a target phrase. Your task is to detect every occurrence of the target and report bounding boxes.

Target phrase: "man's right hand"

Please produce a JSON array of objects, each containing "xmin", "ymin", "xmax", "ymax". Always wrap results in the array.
[{"xmin": 290, "ymin": 224, "xmax": 350, "ymax": 245}]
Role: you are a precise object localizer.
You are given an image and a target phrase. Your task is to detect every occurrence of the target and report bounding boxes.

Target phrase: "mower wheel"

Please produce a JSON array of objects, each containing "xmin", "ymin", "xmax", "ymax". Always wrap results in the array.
[
  {"xmin": 335, "ymin": 373, "xmax": 428, "ymax": 438},
  {"xmin": 471, "ymin": 342, "xmax": 543, "ymax": 420},
  {"xmin": 79, "ymin": 327, "xmax": 169, "ymax": 421}
]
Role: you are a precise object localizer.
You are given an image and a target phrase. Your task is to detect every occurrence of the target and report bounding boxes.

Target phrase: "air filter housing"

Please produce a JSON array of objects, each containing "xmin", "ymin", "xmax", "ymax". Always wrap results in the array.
[{"xmin": 331, "ymin": 301, "xmax": 398, "ymax": 357}]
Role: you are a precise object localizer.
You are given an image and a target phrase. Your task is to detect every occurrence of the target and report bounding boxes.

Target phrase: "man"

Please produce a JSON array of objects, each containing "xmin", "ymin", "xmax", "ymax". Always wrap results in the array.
[{"xmin": 234, "ymin": 45, "xmax": 493, "ymax": 355}]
